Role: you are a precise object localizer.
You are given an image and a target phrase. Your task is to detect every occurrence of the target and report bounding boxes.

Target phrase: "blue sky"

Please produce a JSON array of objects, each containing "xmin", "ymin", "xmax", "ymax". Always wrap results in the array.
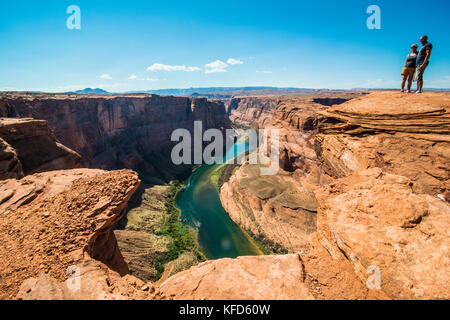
[{"xmin": 0, "ymin": 0, "xmax": 449, "ymax": 92}]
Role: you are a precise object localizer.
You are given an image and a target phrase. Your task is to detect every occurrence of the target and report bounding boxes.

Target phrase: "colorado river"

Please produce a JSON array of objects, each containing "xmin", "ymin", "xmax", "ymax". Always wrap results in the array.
[{"xmin": 175, "ymin": 142, "xmax": 262, "ymax": 259}]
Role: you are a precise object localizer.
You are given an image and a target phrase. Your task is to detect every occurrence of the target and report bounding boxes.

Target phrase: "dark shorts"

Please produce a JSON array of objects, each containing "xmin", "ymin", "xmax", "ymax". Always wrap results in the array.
[{"xmin": 416, "ymin": 63, "xmax": 429, "ymax": 82}]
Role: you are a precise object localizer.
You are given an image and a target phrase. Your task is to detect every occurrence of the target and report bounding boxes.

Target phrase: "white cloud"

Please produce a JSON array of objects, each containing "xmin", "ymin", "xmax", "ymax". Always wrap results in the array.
[
  {"xmin": 227, "ymin": 58, "xmax": 243, "ymax": 65},
  {"xmin": 147, "ymin": 63, "xmax": 200, "ymax": 72},
  {"xmin": 100, "ymin": 74, "xmax": 112, "ymax": 80},
  {"xmin": 128, "ymin": 74, "xmax": 158, "ymax": 81},
  {"xmin": 205, "ymin": 60, "xmax": 228, "ymax": 74},
  {"xmin": 262, "ymin": 70, "xmax": 273, "ymax": 74}
]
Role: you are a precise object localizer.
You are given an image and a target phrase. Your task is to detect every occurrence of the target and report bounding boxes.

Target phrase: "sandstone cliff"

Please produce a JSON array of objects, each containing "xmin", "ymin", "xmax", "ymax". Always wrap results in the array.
[
  {"xmin": 0, "ymin": 92, "xmax": 230, "ymax": 183},
  {"xmin": 227, "ymin": 97, "xmax": 278, "ymax": 128},
  {"xmin": 0, "ymin": 118, "xmax": 81, "ymax": 178},
  {"xmin": 220, "ymin": 94, "xmax": 360, "ymax": 253},
  {"xmin": 216, "ymin": 91, "xmax": 449, "ymax": 299},
  {"xmin": 0, "ymin": 168, "xmax": 148, "ymax": 300},
  {"xmin": 156, "ymin": 254, "xmax": 315, "ymax": 300},
  {"xmin": 226, "ymin": 93, "xmax": 364, "ymax": 129},
  {"xmin": 0, "ymin": 137, "xmax": 23, "ymax": 180},
  {"xmin": 316, "ymin": 92, "xmax": 449, "ymax": 196}
]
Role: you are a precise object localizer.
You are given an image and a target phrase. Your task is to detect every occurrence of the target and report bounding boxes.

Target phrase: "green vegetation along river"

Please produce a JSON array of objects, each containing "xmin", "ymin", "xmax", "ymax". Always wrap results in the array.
[{"xmin": 175, "ymin": 142, "xmax": 262, "ymax": 259}]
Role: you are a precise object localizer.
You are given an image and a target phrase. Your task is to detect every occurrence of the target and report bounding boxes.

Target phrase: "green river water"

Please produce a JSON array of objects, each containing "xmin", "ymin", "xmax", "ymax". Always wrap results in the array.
[{"xmin": 175, "ymin": 142, "xmax": 262, "ymax": 259}]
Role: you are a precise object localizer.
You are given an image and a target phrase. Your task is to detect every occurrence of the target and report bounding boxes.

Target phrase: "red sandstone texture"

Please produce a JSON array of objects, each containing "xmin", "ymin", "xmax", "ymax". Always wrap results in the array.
[{"xmin": 0, "ymin": 169, "xmax": 146, "ymax": 300}]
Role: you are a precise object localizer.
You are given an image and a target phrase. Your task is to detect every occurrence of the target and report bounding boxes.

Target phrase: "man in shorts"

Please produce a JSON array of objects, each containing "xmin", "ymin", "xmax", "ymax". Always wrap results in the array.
[{"xmin": 415, "ymin": 35, "xmax": 433, "ymax": 94}]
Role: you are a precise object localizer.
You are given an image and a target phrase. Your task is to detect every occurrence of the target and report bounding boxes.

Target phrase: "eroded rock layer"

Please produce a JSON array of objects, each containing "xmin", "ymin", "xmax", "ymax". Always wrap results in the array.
[
  {"xmin": 0, "ymin": 137, "xmax": 23, "ymax": 180},
  {"xmin": 221, "ymin": 164, "xmax": 317, "ymax": 254},
  {"xmin": 316, "ymin": 92, "xmax": 450, "ymax": 196},
  {"xmin": 0, "ymin": 118, "xmax": 81, "ymax": 177}
]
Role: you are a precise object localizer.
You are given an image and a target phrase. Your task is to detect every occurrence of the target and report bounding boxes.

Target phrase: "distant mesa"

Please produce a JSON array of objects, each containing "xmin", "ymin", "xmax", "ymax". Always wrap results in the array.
[
  {"xmin": 70, "ymin": 88, "xmax": 111, "ymax": 95},
  {"xmin": 122, "ymin": 87, "xmax": 341, "ymax": 99}
]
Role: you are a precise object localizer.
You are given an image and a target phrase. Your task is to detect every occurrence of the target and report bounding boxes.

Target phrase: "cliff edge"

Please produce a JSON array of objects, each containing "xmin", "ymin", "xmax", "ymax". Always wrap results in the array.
[
  {"xmin": 215, "ymin": 91, "xmax": 449, "ymax": 299},
  {"xmin": 0, "ymin": 169, "xmax": 145, "ymax": 299}
]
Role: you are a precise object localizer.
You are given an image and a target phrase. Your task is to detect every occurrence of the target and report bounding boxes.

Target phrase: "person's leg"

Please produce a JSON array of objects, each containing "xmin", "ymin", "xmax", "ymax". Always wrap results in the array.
[
  {"xmin": 416, "ymin": 67, "xmax": 423, "ymax": 93},
  {"xmin": 416, "ymin": 64, "xmax": 427, "ymax": 93},
  {"xmin": 407, "ymin": 73, "xmax": 413, "ymax": 92},
  {"xmin": 401, "ymin": 74, "xmax": 407, "ymax": 91}
]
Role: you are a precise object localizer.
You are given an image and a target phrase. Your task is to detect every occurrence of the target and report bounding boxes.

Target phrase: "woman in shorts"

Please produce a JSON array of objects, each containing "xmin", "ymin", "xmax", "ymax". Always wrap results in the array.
[{"xmin": 401, "ymin": 44, "xmax": 418, "ymax": 93}]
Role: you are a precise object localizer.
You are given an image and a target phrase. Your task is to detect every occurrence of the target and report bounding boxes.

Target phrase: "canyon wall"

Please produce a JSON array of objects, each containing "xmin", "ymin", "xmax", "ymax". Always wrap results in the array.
[
  {"xmin": 0, "ymin": 93, "xmax": 230, "ymax": 183},
  {"xmin": 227, "ymin": 97, "xmax": 278, "ymax": 128},
  {"xmin": 220, "ymin": 94, "xmax": 361, "ymax": 253},
  {"xmin": 0, "ymin": 118, "xmax": 81, "ymax": 179},
  {"xmin": 216, "ymin": 91, "xmax": 450, "ymax": 299},
  {"xmin": 0, "ymin": 137, "xmax": 23, "ymax": 180}
]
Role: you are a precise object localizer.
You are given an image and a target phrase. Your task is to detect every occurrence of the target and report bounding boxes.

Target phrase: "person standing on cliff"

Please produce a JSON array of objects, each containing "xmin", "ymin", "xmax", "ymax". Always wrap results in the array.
[
  {"xmin": 401, "ymin": 44, "xmax": 418, "ymax": 93},
  {"xmin": 415, "ymin": 35, "xmax": 433, "ymax": 94}
]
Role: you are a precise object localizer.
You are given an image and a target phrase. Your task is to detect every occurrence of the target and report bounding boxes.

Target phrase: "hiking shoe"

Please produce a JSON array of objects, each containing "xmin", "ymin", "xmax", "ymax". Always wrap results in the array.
[
  {"xmin": 415, "ymin": 90, "xmax": 422, "ymax": 94},
  {"xmin": 401, "ymin": 89, "xmax": 405, "ymax": 92},
  {"xmin": 406, "ymin": 90, "xmax": 411, "ymax": 93}
]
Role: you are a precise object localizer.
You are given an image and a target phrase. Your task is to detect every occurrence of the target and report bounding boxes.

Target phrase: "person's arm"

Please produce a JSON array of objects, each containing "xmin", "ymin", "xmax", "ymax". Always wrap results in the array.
[
  {"xmin": 420, "ymin": 45, "xmax": 432, "ymax": 70},
  {"xmin": 423, "ymin": 48, "xmax": 432, "ymax": 65},
  {"xmin": 404, "ymin": 55, "xmax": 409, "ymax": 67}
]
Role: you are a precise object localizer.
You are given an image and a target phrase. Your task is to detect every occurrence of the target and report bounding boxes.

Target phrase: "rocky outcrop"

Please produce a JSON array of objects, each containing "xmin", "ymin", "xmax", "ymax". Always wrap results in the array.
[
  {"xmin": 0, "ymin": 137, "xmax": 23, "ymax": 180},
  {"xmin": 0, "ymin": 92, "xmax": 230, "ymax": 183},
  {"xmin": 319, "ymin": 92, "xmax": 450, "ymax": 135},
  {"xmin": 16, "ymin": 260, "xmax": 150, "ymax": 300},
  {"xmin": 314, "ymin": 168, "xmax": 449, "ymax": 299},
  {"xmin": 221, "ymin": 164, "xmax": 317, "ymax": 254},
  {"xmin": 227, "ymin": 93, "xmax": 364, "ymax": 130},
  {"xmin": 316, "ymin": 91, "xmax": 450, "ymax": 196},
  {"xmin": 0, "ymin": 169, "xmax": 142, "ymax": 299},
  {"xmin": 216, "ymin": 91, "xmax": 450, "ymax": 300},
  {"xmin": 156, "ymin": 254, "xmax": 314, "ymax": 300},
  {"xmin": 0, "ymin": 118, "xmax": 81, "ymax": 177}
]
